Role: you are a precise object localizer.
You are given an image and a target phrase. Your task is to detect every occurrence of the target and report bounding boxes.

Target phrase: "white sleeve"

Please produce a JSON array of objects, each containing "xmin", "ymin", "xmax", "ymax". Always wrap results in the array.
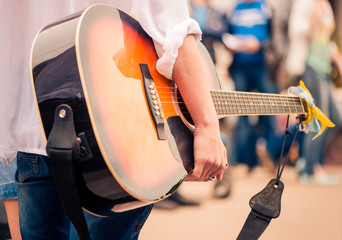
[{"xmin": 132, "ymin": 0, "xmax": 202, "ymax": 79}]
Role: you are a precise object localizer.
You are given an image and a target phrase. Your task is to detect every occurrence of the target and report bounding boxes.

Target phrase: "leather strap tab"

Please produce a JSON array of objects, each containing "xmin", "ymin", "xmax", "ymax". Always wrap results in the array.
[
  {"xmin": 237, "ymin": 179, "xmax": 284, "ymax": 240},
  {"xmin": 47, "ymin": 104, "xmax": 91, "ymax": 240}
]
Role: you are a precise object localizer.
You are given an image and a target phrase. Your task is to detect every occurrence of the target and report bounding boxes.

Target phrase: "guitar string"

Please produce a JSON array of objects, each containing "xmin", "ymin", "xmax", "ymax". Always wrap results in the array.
[
  {"xmin": 156, "ymin": 101, "xmax": 303, "ymax": 108},
  {"xmin": 157, "ymin": 102, "xmax": 304, "ymax": 116},
  {"xmin": 154, "ymin": 91, "xmax": 302, "ymax": 106},
  {"xmin": 155, "ymin": 88, "xmax": 301, "ymax": 101},
  {"xmin": 154, "ymin": 88, "xmax": 301, "ymax": 101},
  {"xmin": 150, "ymin": 87, "xmax": 304, "ymax": 116},
  {"xmin": 155, "ymin": 86, "xmax": 301, "ymax": 100},
  {"xmin": 156, "ymin": 96, "xmax": 303, "ymax": 111},
  {"xmin": 156, "ymin": 100, "xmax": 304, "ymax": 115},
  {"xmin": 155, "ymin": 91, "xmax": 302, "ymax": 105}
]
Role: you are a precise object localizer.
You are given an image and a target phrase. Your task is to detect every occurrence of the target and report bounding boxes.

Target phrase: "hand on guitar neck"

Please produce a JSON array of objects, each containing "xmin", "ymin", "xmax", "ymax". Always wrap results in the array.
[{"xmin": 172, "ymin": 35, "xmax": 228, "ymax": 182}]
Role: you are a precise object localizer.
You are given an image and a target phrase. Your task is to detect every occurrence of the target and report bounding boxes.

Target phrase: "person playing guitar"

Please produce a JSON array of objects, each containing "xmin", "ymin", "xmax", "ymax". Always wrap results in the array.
[{"xmin": 2, "ymin": 1, "xmax": 227, "ymax": 239}]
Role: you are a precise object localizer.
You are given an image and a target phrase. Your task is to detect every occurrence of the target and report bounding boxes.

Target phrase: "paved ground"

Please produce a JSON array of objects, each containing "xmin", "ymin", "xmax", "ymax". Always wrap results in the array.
[{"xmin": 140, "ymin": 165, "xmax": 342, "ymax": 240}]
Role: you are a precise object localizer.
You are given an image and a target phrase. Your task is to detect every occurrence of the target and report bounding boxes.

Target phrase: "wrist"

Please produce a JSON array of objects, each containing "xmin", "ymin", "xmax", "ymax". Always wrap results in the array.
[{"xmin": 193, "ymin": 115, "xmax": 220, "ymax": 132}]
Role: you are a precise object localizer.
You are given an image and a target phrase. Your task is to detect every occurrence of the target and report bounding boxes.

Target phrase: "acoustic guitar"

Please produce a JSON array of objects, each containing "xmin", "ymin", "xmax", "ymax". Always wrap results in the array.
[{"xmin": 31, "ymin": 4, "xmax": 307, "ymax": 216}]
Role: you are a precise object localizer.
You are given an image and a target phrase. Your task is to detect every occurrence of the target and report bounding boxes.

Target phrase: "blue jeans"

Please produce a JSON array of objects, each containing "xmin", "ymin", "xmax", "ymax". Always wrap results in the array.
[
  {"xmin": 300, "ymin": 66, "xmax": 342, "ymax": 175},
  {"xmin": 15, "ymin": 152, "xmax": 153, "ymax": 240},
  {"xmin": 0, "ymin": 159, "xmax": 18, "ymax": 200},
  {"xmin": 229, "ymin": 63, "xmax": 278, "ymax": 168}
]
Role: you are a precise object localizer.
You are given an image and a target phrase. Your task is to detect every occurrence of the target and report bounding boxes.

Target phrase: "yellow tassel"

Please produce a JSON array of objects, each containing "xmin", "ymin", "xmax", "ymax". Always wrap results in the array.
[
  {"xmin": 311, "ymin": 106, "xmax": 335, "ymax": 140},
  {"xmin": 299, "ymin": 80, "xmax": 313, "ymax": 100},
  {"xmin": 299, "ymin": 80, "xmax": 335, "ymax": 140}
]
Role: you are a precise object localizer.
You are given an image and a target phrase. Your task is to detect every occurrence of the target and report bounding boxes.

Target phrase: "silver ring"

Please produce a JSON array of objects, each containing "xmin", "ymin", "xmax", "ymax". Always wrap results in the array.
[{"xmin": 208, "ymin": 176, "xmax": 217, "ymax": 181}]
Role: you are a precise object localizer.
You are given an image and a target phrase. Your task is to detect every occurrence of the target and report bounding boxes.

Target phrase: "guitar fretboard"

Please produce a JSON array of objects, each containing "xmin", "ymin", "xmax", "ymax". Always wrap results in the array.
[{"xmin": 210, "ymin": 90, "xmax": 305, "ymax": 116}]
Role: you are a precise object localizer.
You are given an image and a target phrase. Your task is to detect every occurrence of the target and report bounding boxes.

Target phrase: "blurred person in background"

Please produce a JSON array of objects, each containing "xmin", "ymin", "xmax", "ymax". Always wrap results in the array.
[
  {"xmin": 253, "ymin": 0, "xmax": 301, "ymax": 174},
  {"xmin": 286, "ymin": 0, "xmax": 342, "ymax": 184},
  {"xmin": 253, "ymin": 0, "xmax": 299, "ymax": 176},
  {"xmin": 189, "ymin": 0, "xmax": 227, "ymax": 63},
  {"xmin": 264, "ymin": 0, "xmax": 292, "ymax": 90},
  {"xmin": 222, "ymin": 0, "xmax": 278, "ymax": 172}
]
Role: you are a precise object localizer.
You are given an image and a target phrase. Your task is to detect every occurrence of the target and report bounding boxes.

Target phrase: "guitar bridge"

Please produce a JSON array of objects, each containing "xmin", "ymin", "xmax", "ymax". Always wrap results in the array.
[{"xmin": 140, "ymin": 64, "xmax": 166, "ymax": 140}]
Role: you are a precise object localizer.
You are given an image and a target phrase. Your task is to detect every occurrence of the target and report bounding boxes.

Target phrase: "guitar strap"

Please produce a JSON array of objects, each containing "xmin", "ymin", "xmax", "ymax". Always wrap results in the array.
[
  {"xmin": 46, "ymin": 104, "xmax": 91, "ymax": 240},
  {"xmin": 237, "ymin": 117, "xmax": 301, "ymax": 240},
  {"xmin": 236, "ymin": 179, "xmax": 284, "ymax": 240}
]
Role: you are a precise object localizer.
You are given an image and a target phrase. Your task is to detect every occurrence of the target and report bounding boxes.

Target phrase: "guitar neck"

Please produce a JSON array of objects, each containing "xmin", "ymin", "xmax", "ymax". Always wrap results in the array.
[{"xmin": 210, "ymin": 90, "xmax": 306, "ymax": 117}]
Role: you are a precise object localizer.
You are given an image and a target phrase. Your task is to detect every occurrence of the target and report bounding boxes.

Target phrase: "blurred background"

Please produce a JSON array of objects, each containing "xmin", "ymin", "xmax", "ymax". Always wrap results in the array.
[{"xmin": 140, "ymin": 0, "xmax": 342, "ymax": 239}]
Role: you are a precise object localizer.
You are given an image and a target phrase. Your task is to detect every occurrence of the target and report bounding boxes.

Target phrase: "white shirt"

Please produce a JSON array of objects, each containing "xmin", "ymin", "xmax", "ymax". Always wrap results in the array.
[{"xmin": 0, "ymin": 0, "xmax": 201, "ymax": 165}]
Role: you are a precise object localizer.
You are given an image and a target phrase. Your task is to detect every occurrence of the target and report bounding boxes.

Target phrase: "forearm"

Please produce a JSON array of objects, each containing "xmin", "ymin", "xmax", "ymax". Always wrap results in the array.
[
  {"xmin": 172, "ymin": 35, "xmax": 227, "ymax": 182},
  {"xmin": 172, "ymin": 35, "xmax": 219, "ymax": 130}
]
